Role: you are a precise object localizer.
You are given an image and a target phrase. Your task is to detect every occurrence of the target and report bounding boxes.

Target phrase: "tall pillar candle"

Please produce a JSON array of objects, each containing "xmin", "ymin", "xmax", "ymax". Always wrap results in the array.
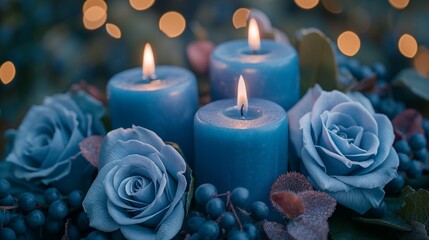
[
  {"xmin": 194, "ymin": 76, "xmax": 288, "ymax": 204},
  {"xmin": 210, "ymin": 19, "xmax": 299, "ymax": 110},
  {"xmin": 107, "ymin": 44, "xmax": 198, "ymax": 166}
]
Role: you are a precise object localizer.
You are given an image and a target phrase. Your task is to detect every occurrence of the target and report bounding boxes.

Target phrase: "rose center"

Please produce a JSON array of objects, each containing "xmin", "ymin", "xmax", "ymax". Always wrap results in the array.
[{"xmin": 330, "ymin": 125, "xmax": 354, "ymax": 143}]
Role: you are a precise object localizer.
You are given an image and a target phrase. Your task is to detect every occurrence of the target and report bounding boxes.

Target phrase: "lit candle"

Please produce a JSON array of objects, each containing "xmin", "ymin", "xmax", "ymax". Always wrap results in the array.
[
  {"xmin": 210, "ymin": 18, "xmax": 300, "ymax": 110},
  {"xmin": 194, "ymin": 75, "xmax": 288, "ymax": 204},
  {"xmin": 107, "ymin": 43, "xmax": 198, "ymax": 165}
]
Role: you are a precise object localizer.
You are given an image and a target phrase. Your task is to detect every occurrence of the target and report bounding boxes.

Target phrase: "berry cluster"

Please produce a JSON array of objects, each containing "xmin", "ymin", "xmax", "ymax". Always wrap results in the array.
[
  {"xmin": 0, "ymin": 178, "xmax": 118, "ymax": 240},
  {"xmin": 384, "ymin": 133, "xmax": 428, "ymax": 193},
  {"xmin": 184, "ymin": 184, "xmax": 269, "ymax": 240}
]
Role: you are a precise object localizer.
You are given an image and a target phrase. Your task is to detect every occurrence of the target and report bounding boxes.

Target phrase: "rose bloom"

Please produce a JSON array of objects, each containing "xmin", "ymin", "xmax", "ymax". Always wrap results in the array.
[
  {"xmin": 288, "ymin": 85, "xmax": 399, "ymax": 213},
  {"xmin": 6, "ymin": 91, "xmax": 105, "ymax": 193},
  {"xmin": 83, "ymin": 126, "xmax": 187, "ymax": 240}
]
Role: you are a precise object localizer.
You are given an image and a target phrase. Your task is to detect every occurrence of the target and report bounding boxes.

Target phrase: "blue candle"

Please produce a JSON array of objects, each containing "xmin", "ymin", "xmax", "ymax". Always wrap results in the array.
[
  {"xmin": 210, "ymin": 19, "xmax": 300, "ymax": 110},
  {"xmin": 107, "ymin": 44, "xmax": 198, "ymax": 165},
  {"xmin": 194, "ymin": 76, "xmax": 288, "ymax": 204}
]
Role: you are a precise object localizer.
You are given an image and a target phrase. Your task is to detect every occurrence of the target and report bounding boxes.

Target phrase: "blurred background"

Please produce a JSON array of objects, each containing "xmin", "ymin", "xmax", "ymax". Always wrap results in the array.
[{"xmin": 0, "ymin": 0, "xmax": 428, "ymax": 130}]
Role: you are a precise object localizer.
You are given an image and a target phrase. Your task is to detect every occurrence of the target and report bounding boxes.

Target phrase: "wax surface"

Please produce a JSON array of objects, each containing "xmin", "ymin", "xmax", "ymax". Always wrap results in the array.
[
  {"xmin": 194, "ymin": 98, "xmax": 288, "ymax": 204},
  {"xmin": 108, "ymin": 66, "xmax": 198, "ymax": 165},
  {"xmin": 210, "ymin": 40, "xmax": 300, "ymax": 110}
]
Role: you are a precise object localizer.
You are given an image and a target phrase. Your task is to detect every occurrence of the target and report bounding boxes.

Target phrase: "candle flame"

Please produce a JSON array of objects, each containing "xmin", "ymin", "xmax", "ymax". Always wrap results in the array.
[
  {"xmin": 248, "ymin": 18, "xmax": 260, "ymax": 52},
  {"xmin": 143, "ymin": 43, "xmax": 155, "ymax": 79},
  {"xmin": 237, "ymin": 75, "xmax": 248, "ymax": 117}
]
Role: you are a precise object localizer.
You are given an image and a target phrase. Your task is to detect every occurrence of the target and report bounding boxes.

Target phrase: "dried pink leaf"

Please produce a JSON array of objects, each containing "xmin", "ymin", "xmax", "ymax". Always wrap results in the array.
[
  {"xmin": 262, "ymin": 221, "xmax": 292, "ymax": 240},
  {"xmin": 79, "ymin": 136, "xmax": 104, "ymax": 168},
  {"xmin": 271, "ymin": 191, "xmax": 305, "ymax": 219},
  {"xmin": 70, "ymin": 81, "xmax": 107, "ymax": 106},
  {"xmin": 392, "ymin": 108, "xmax": 424, "ymax": 140},
  {"xmin": 271, "ymin": 172, "xmax": 313, "ymax": 194},
  {"xmin": 186, "ymin": 40, "xmax": 215, "ymax": 75}
]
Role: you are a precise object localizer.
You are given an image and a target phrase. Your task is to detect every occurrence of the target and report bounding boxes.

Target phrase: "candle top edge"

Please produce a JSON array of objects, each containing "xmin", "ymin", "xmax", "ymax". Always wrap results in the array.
[
  {"xmin": 211, "ymin": 39, "xmax": 297, "ymax": 64},
  {"xmin": 195, "ymin": 98, "xmax": 286, "ymax": 129},
  {"xmin": 107, "ymin": 66, "xmax": 196, "ymax": 91}
]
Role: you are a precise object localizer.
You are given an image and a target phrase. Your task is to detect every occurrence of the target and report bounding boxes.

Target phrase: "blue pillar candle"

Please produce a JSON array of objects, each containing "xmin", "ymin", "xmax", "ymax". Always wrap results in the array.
[
  {"xmin": 210, "ymin": 19, "xmax": 300, "ymax": 110},
  {"xmin": 107, "ymin": 44, "xmax": 198, "ymax": 165},
  {"xmin": 195, "ymin": 76, "xmax": 288, "ymax": 204}
]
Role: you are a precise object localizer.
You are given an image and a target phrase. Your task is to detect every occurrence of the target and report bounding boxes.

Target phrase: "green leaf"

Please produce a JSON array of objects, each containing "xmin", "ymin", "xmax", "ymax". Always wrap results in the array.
[
  {"xmin": 295, "ymin": 28, "xmax": 337, "ymax": 95},
  {"xmin": 329, "ymin": 206, "xmax": 390, "ymax": 240},
  {"xmin": 399, "ymin": 188, "xmax": 429, "ymax": 230},
  {"xmin": 393, "ymin": 68, "xmax": 429, "ymax": 101}
]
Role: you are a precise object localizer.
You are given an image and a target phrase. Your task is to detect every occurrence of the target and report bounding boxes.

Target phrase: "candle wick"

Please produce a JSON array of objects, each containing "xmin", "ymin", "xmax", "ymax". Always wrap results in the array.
[
  {"xmin": 240, "ymin": 104, "xmax": 245, "ymax": 118},
  {"xmin": 252, "ymin": 50, "xmax": 258, "ymax": 54}
]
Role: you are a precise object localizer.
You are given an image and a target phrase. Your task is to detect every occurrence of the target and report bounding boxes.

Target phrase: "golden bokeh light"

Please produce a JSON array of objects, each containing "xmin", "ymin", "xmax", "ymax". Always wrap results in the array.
[
  {"xmin": 129, "ymin": 0, "xmax": 155, "ymax": 11},
  {"xmin": 388, "ymin": 0, "xmax": 410, "ymax": 9},
  {"xmin": 106, "ymin": 23, "xmax": 122, "ymax": 39},
  {"xmin": 232, "ymin": 8, "xmax": 250, "ymax": 29},
  {"xmin": 413, "ymin": 47, "xmax": 429, "ymax": 77},
  {"xmin": 337, "ymin": 31, "xmax": 361, "ymax": 57},
  {"xmin": 322, "ymin": 0, "xmax": 343, "ymax": 14},
  {"xmin": 83, "ymin": 0, "xmax": 107, "ymax": 30},
  {"xmin": 295, "ymin": 0, "xmax": 319, "ymax": 10},
  {"xmin": 0, "ymin": 61, "xmax": 16, "ymax": 85},
  {"xmin": 398, "ymin": 34, "xmax": 418, "ymax": 58},
  {"xmin": 83, "ymin": 0, "xmax": 107, "ymax": 13},
  {"xmin": 159, "ymin": 11, "xmax": 186, "ymax": 38},
  {"xmin": 84, "ymin": 6, "xmax": 106, "ymax": 22}
]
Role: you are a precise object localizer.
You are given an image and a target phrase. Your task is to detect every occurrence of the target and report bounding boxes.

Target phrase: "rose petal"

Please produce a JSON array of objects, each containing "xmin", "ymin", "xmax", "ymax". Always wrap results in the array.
[
  {"xmin": 288, "ymin": 84, "xmax": 322, "ymax": 162},
  {"xmin": 159, "ymin": 145, "xmax": 187, "ymax": 181},
  {"xmin": 310, "ymin": 91, "xmax": 352, "ymax": 144},
  {"xmin": 330, "ymin": 102, "xmax": 378, "ymax": 135},
  {"xmin": 360, "ymin": 114, "xmax": 396, "ymax": 174},
  {"xmin": 121, "ymin": 224, "xmax": 156, "ymax": 240},
  {"xmin": 82, "ymin": 161, "xmax": 121, "ymax": 232},
  {"xmin": 346, "ymin": 91, "xmax": 376, "ymax": 115},
  {"xmin": 316, "ymin": 146, "xmax": 373, "ymax": 175},
  {"xmin": 154, "ymin": 200, "xmax": 185, "ymax": 240},
  {"xmin": 329, "ymin": 187, "xmax": 385, "ymax": 214}
]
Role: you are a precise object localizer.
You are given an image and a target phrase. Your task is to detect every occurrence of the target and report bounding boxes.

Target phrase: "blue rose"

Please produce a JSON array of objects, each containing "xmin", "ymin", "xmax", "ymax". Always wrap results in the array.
[
  {"xmin": 6, "ymin": 91, "xmax": 105, "ymax": 193},
  {"xmin": 288, "ymin": 85, "xmax": 399, "ymax": 214},
  {"xmin": 83, "ymin": 126, "xmax": 187, "ymax": 240}
]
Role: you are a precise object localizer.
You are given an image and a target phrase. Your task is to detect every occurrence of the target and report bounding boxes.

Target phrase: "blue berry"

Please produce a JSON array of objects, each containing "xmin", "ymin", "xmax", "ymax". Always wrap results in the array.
[
  {"xmin": 195, "ymin": 184, "xmax": 217, "ymax": 206},
  {"xmin": 17, "ymin": 192, "xmax": 36, "ymax": 212},
  {"xmin": 67, "ymin": 224, "xmax": 81, "ymax": 240},
  {"xmin": 361, "ymin": 66, "xmax": 373, "ymax": 79},
  {"xmin": 219, "ymin": 212, "xmax": 236, "ymax": 230},
  {"xmin": 367, "ymin": 94, "xmax": 381, "ymax": 109},
  {"xmin": 409, "ymin": 134, "xmax": 427, "ymax": 150},
  {"xmin": 9, "ymin": 216, "xmax": 27, "ymax": 235},
  {"xmin": 0, "ymin": 209, "xmax": 11, "ymax": 225},
  {"xmin": 86, "ymin": 231, "xmax": 109, "ymax": 240},
  {"xmin": 414, "ymin": 148, "xmax": 428, "ymax": 162},
  {"xmin": 0, "ymin": 195, "xmax": 15, "ymax": 206},
  {"xmin": 372, "ymin": 62, "xmax": 387, "ymax": 79},
  {"xmin": 189, "ymin": 233, "xmax": 201, "ymax": 240},
  {"xmin": 243, "ymin": 224, "xmax": 259, "ymax": 240},
  {"xmin": 385, "ymin": 175, "xmax": 405, "ymax": 194},
  {"xmin": 379, "ymin": 99, "xmax": 397, "ymax": 119},
  {"xmin": 205, "ymin": 198, "xmax": 225, "ymax": 219},
  {"xmin": 43, "ymin": 188, "xmax": 61, "ymax": 204},
  {"xmin": 250, "ymin": 201, "xmax": 269, "ymax": 221},
  {"xmin": 0, "ymin": 227, "xmax": 16, "ymax": 240},
  {"xmin": 68, "ymin": 190, "xmax": 84, "ymax": 209},
  {"xmin": 365, "ymin": 201, "xmax": 387, "ymax": 218},
  {"xmin": 198, "ymin": 220, "xmax": 219, "ymax": 240},
  {"xmin": 406, "ymin": 160, "xmax": 423, "ymax": 179},
  {"xmin": 48, "ymin": 200, "xmax": 68, "ymax": 220},
  {"xmin": 77, "ymin": 211, "xmax": 90, "ymax": 230},
  {"xmin": 228, "ymin": 229, "xmax": 250, "ymax": 240},
  {"xmin": 187, "ymin": 216, "xmax": 205, "ymax": 233},
  {"xmin": 231, "ymin": 187, "xmax": 249, "ymax": 208},
  {"xmin": 44, "ymin": 217, "xmax": 64, "ymax": 233},
  {"xmin": 0, "ymin": 178, "xmax": 10, "ymax": 198},
  {"xmin": 394, "ymin": 140, "xmax": 411, "ymax": 155},
  {"xmin": 398, "ymin": 153, "xmax": 411, "ymax": 171},
  {"xmin": 26, "ymin": 209, "xmax": 45, "ymax": 229}
]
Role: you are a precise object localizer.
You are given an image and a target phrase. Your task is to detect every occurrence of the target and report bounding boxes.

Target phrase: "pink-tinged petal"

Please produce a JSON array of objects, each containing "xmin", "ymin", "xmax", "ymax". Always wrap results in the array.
[
  {"xmin": 79, "ymin": 136, "xmax": 104, "ymax": 168},
  {"xmin": 186, "ymin": 41, "xmax": 215, "ymax": 75}
]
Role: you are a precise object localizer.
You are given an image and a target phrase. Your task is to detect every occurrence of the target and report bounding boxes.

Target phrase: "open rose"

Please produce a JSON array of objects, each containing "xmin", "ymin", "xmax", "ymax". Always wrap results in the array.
[
  {"xmin": 83, "ymin": 126, "xmax": 187, "ymax": 240},
  {"xmin": 6, "ymin": 91, "xmax": 105, "ymax": 193},
  {"xmin": 288, "ymin": 85, "xmax": 399, "ymax": 213}
]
